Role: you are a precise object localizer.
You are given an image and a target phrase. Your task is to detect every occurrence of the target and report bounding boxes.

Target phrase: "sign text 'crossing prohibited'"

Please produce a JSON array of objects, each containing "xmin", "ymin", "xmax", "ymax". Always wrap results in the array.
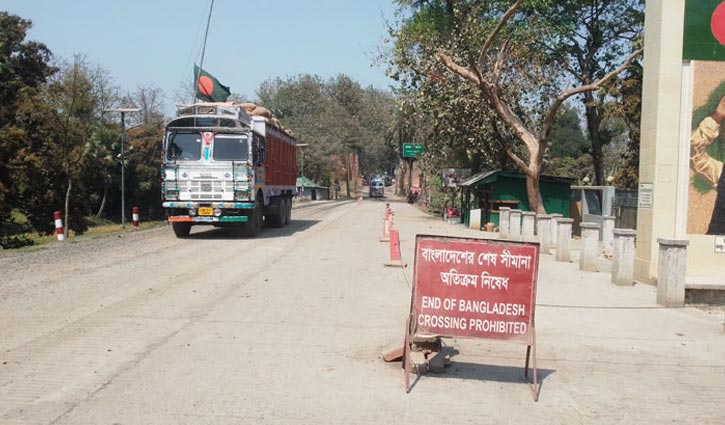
[{"xmin": 404, "ymin": 235, "xmax": 540, "ymax": 400}]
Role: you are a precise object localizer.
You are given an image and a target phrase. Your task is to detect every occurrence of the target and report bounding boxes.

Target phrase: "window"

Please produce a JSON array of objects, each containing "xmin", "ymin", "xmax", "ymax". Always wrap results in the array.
[
  {"xmin": 166, "ymin": 132, "xmax": 201, "ymax": 161},
  {"xmin": 213, "ymin": 134, "xmax": 249, "ymax": 161}
]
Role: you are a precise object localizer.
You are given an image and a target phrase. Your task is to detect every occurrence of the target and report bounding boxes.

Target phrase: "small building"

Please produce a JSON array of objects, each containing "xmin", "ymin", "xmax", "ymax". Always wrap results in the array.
[
  {"xmin": 295, "ymin": 177, "xmax": 329, "ymax": 201},
  {"xmin": 459, "ymin": 171, "xmax": 573, "ymax": 228}
]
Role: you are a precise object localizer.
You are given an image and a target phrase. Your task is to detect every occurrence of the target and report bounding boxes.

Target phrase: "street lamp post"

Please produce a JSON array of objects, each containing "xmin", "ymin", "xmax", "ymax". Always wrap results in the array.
[{"xmin": 105, "ymin": 108, "xmax": 141, "ymax": 228}]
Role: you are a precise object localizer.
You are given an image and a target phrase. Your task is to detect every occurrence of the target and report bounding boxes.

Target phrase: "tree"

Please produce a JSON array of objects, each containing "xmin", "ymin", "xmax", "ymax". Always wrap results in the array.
[
  {"xmin": 392, "ymin": 0, "xmax": 642, "ymax": 212},
  {"xmin": 255, "ymin": 74, "xmax": 397, "ymax": 191},
  {"xmin": 0, "ymin": 12, "xmax": 55, "ymax": 245},
  {"xmin": 546, "ymin": 0, "xmax": 644, "ymax": 185}
]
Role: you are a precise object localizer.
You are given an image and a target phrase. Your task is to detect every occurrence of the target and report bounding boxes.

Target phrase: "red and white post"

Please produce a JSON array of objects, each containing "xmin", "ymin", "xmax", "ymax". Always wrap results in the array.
[
  {"xmin": 384, "ymin": 229, "xmax": 406, "ymax": 268},
  {"xmin": 132, "ymin": 207, "xmax": 140, "ymax": 228},
  {"xmin": 54, "ymin": 211, "xmax": 65, "ymax": 241}
]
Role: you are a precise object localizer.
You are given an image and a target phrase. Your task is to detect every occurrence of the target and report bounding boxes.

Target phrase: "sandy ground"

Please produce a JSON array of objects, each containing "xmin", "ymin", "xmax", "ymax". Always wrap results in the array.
[{"xmin": 0, "ymin": 196, "xmax": 723, "ymax": 425}]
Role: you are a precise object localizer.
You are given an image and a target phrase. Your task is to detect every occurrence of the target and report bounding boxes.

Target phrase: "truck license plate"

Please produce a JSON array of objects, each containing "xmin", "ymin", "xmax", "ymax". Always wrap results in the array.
[{"xmin": 199, "ymin": 207, "xmax": 214, "ymax": 216}]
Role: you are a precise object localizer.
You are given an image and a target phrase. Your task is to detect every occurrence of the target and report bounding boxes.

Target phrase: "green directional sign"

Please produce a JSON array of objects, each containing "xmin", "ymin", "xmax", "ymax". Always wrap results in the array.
[{"xmin": 403, "ymin": 143, "xmax": 424, "ymax": 158}]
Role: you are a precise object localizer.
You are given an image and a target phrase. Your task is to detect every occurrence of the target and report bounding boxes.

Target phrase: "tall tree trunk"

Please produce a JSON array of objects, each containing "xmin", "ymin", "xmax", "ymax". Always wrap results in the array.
[
  {"xmin": 345, "ymin": 153, "xmax": 351, "ymax": 198},
  {"xmin": 584, "ymin": 92, "xmax": 605, "ymax": 185},
  {"xmin": 525, "ymin": 173, "xmax": 544, "ymax": 214},
  {"xmin": 96, "ymin": 175, "xmax": 109, "ymax": 218},
  {"xmin": 64, "ymin": 177, "xmax": 72, "ymax": 238}
]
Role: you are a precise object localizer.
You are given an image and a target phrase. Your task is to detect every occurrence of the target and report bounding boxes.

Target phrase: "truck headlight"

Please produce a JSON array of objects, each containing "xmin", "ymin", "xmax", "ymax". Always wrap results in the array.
[{"xmin": 166, "ymin": 189, "xmax": 179, "ymax": 200}]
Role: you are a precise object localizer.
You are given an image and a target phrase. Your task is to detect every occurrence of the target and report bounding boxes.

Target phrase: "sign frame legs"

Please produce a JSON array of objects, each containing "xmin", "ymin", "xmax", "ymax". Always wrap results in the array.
[
  {"xmin": 403, "ymin": 316, "xmax": 412, "ymax": 393},
  {"xmin": 523, "ymin": 328, "xmax": 539, "ymax": 402}
]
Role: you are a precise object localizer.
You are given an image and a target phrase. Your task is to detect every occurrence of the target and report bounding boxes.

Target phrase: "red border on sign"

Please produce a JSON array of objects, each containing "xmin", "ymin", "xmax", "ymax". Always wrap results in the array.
[{"xmin": 404, "ymin": 234, "xmax": 540, "ymax": 399}]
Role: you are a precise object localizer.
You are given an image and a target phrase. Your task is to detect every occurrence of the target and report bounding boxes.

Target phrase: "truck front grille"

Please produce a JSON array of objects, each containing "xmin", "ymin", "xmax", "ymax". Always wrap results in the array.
[{"xmin": 177, "ymin": 179, "xmax": 235, "ymax": 201}]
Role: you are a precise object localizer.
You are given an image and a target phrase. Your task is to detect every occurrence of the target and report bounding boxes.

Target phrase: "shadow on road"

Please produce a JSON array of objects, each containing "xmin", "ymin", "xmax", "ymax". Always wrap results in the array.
[{"xmin": 184, "ymin": 219, "xmax": 321, "ymax": 240}]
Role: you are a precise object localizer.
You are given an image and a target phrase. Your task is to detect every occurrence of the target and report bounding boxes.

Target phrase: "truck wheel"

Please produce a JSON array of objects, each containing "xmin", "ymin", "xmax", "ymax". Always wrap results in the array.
[
  {"xmin": 172, "ymin": 222, "xmax": 191, "ymax": 238},
  {"xmin": 267, "ymin": 197, "xmax": 284, "ymax": 228},
  {"xmin": 285, "ymin": 197, "xmax": 292, "ymax": 224},
  {"xmin": 243, "ymin": 198, "xmax": 263, "ymax": 237},
  {"xmin": 281, "ymin": 198, "xmax": 289, "ymax": 226}
]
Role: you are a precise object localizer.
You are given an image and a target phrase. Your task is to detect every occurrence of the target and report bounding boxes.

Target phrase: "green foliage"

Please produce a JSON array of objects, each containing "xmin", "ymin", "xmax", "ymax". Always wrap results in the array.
[
  {"xmin": 255, "ymin": 74, "xmax": 397, "ymax": 184},
  {"xmin": 548, "ymin": 105, "xmax": 587, "ymax": 158}
]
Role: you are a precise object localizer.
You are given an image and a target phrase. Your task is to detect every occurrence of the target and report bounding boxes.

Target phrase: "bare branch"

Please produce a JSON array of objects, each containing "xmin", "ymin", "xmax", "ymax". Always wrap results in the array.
[
  {"xmin": 506, "ymin": 149, "xmax": 531, "ymax": 175},
  {"xmin": 493, "ymin": 38, "xmax": 511, "ymax": 83},
  {"xmin": 436, "ymin": 52, "xmax": 482, "ymax": 86},
  {"xmin": 477, "ymin": 0, "xmax": 523, "ymax": 70},
  {"xmin": 540, "ymin": 47, "xmax": 643, "ymax": 141}
]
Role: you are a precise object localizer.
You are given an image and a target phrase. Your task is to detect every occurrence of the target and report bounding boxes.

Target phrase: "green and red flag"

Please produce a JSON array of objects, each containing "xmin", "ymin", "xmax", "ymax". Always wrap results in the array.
[
  {"xmin": 194, "ymin": 64, "xmax": 231, "ymax": 102},
  {"xmin": 683, "ymin": 0, "xmax": 725, "ymax": 61}
]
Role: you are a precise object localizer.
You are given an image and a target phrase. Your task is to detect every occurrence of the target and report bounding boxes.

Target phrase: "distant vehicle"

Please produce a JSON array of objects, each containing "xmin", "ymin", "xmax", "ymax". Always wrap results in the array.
[{"xmin": 369, "ymin": 178, "xmax": 385, "ymax": 198}]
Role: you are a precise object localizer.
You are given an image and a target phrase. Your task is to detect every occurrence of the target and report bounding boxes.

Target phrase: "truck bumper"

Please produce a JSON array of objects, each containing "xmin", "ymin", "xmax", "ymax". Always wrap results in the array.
[
  {"xmin": 163, "ymin": 201, "xmax": 255, "ymax": 209},
  {"xmin": 168, "ymin": 216, "xmax": 249, "ymax": 223}
]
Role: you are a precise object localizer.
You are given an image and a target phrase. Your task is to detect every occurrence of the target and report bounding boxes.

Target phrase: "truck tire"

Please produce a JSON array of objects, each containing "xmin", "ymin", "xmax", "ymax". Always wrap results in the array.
[
  {"xmin": 266, "ymin": 197, "xmax": 284, "ymax": 228},
  {"xmin": 243, "ymin": 198, "xmax": 263, "ymax": 237},
  {"xmin": 172, "ymin": 222, "xmax": 191, "ymax": 238},
  {"xmin": 285, "ymin": 197, "xmax": 292, "ymax": 224},
  {"xmin": 280, "ymin": 198, "xmax": 289, "ymax": 226}
]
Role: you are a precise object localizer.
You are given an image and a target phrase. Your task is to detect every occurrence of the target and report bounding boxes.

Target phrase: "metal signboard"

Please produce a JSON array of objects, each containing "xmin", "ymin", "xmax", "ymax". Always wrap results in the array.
[
  {"xmin": 404, "ymin": 235, "xmax": 540, "ymax": 399},
  {"xmin": 638, "ymin": 183, "xmax": 653, "ymax": 208},
  {"xmin": 402, "ymin": 143, "xmax": 424, "ymax": 158}
]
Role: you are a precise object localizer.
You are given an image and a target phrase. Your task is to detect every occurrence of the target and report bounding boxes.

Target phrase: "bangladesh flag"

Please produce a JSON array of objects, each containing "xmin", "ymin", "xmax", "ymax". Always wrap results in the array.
[
  {"xmin": 683, "ymin": 0, "xmax": 725, "ymax": 61},
  {"xmin": 194, "ymin": 64, "xmax": 231, "ymax": 102}
]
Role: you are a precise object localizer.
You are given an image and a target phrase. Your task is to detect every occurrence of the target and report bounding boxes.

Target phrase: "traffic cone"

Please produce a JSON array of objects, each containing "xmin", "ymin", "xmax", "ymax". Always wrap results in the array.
[
  {"xmin": 384, "ymin": 229, "xmax": 406, "ymax": 268},
  {"xmin": 380, "ymin": 213, "xmax": 392, "ymax": 242}
]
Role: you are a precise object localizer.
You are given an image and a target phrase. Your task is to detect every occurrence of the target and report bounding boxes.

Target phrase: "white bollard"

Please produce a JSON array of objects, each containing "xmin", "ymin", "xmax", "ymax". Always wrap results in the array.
[
  {"xmin": 612, "ymin": 229, "xmax": 636, "ymax": 286},
  {"xmin": 499, "ymin": 207, "xmax": 511, "ymax": 239},
  {"xmin": 555, "ymin": 218, "xmax": 573, "ymax": 262},
  {"xmin": 579, "ymin": 222, "xmax": 601, "ymax": 272},
  {"xmin": 550, "ymin": 213, "xmax": 563, "ymax": 246},
  {"xmin": 521, "ymin": 212, "xmax": 536, "ymax": 242},
  {"xmin": 656, "ymin": 238, "xmax": 689, "ymax": 307},
  {"xmin": 602, "ymin": 215, "xmax": 615, "ymax": 255},
  {"xmin": 509, "ymin": 209, "xmax": 522, "ymax": 241},
  {"xmin": 536, "ymin": 214, "xmax": 553, "ymax": 253},
  {"xmin": 54, "ymin": 211, "xmax": 65, "ymax": 241}
]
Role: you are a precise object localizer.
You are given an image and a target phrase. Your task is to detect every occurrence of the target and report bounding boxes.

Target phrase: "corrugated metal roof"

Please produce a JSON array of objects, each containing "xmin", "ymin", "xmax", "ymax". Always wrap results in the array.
[
  {"xmin": 296, "ymin": 176, "xmax": 327, "ymax": 188},
  {"xmin": 459, "ymin": 170, "xmax": 574, "ymax": 188}
]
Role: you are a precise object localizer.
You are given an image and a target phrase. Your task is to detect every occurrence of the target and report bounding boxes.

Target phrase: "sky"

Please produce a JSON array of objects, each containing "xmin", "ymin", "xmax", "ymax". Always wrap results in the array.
[{"xmin": 4, "ymin": 0, "xmax": 400, "ymax": 113}]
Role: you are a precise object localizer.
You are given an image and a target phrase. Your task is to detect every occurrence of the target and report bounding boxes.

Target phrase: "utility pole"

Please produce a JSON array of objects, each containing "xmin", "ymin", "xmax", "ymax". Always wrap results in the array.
[{"xmin": 105, "ymin": 108, "xmax": 140, "ymax": 228}]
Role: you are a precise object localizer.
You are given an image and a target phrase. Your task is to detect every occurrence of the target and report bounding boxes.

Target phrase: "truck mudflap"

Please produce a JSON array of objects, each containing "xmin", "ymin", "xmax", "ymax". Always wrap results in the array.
[{"xmin": 168, "ymin": 216, "xmax": 249, "ymax": 223}]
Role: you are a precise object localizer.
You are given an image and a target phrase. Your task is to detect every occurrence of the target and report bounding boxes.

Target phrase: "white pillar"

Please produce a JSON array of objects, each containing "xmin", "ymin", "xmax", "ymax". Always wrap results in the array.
[
  {"xmin": 579, "ymin": 222, "xmax": 601, "ymax": 272},
  {"xmin": 612, "ymin": 229, "xmax": 636, "ymax": 286},
  {"xmin": 555, "ymin": 218, "xmax": 573, "ymax": 262},
  {"xmin": 521, "ymin": 212, "xmax": 536, "ymax": 242},
  {"xmin": 536, "ymin": 214, "xmax": 553, "ymax": 253},
  {"xmin": 602, "ymin": 215, "xmax": 615, "ymax": 255},
  {"xmin": 499, "ymin": 207, "xmax": 510, "ymax": 239},
  {"xmin": 550, "ymin": 213, "xmax": 563, "ymax": 246},
  {"xmin": 656, "ymin": 238, "xmax": 689, "ymax": 307},
  {"xmin": 509, "ymin": 209, "xmax": 522, "ymax": 241}
]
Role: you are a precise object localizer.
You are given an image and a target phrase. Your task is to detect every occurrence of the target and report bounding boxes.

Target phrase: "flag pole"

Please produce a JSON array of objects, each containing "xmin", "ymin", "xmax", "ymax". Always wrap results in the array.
[{"xmin": 194, "ymin": 0, "xmax": 215, "ymax": 103}]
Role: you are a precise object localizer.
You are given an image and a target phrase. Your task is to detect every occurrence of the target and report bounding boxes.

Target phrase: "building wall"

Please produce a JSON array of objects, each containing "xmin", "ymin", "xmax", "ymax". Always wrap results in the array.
[{"xmin": 637, "ymin": 0, "xmax": 725, "ymax": 284}]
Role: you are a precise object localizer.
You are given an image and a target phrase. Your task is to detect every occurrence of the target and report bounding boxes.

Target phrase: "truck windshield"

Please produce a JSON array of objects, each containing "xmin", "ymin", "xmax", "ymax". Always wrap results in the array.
[
  {"xmin": 213, "ymin": 134, "xmax": 249, "ymax": 161},
  {"xmin": 167, "ymin": 132, "xmax": 201, "ymax": 161}
]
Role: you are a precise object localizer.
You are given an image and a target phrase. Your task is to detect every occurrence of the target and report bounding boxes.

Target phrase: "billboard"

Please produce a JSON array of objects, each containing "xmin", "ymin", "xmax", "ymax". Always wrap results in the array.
[
  {"xmin": 688, "ymin": 61, "xmax": 725, "ymax": 235},
  {"xmin": 683, "ymin": 0, "xmax": 725, "ymax": 61}
]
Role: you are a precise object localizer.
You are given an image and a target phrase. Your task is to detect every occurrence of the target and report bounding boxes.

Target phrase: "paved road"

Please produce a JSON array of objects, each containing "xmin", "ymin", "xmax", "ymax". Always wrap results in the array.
[{"xmin": 1, "ymin": 197, "xmax": 724, "ymax": 424}]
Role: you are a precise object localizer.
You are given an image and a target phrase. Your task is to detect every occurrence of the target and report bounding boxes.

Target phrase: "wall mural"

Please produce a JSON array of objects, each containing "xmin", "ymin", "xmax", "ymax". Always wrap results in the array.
[{"xmin": 689, "ymin": 61, "xmax": 725, "ymax": 235}]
